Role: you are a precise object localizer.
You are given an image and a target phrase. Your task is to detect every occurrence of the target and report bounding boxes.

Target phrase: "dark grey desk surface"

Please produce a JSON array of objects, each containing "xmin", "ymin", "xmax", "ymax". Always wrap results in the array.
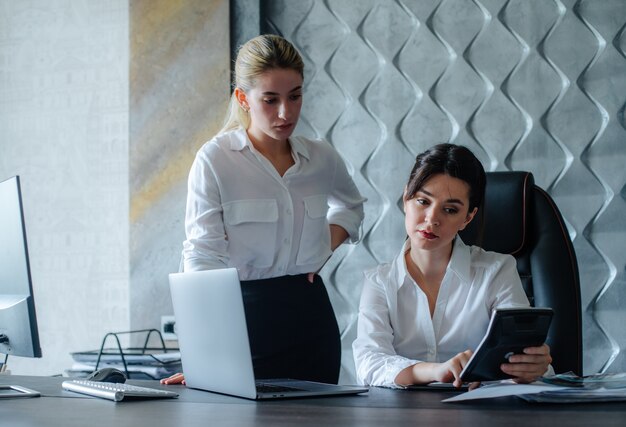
[{"xmin": 2, "ymin": 375, "xmax": 625, "ymax": 426}]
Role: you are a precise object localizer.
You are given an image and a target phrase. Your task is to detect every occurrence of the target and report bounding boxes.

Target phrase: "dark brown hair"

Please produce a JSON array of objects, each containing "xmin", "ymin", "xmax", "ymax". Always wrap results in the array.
[{"xmin": 405, "ymin": 143, "xmax": 486, "ymax": 215}]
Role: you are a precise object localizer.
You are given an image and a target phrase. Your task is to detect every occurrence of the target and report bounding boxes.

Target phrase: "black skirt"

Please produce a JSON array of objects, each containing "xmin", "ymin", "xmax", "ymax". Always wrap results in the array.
[{"xmin": 240, "ymin": 274, "xmax": 341, "ymax": 384}]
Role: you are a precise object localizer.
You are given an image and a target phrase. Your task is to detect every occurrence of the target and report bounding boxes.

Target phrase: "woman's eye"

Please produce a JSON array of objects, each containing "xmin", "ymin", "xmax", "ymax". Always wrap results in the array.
[
  {"xmin": 263, "ymin": 98, "xmax": 276, "ymax": 104},
  {"xmin": 290, "ymin": 94, "xmax": 302, "ymax": 101},
  {"xmin": 416, "ymin": 199, "xmax": 428, "ymax": 205},
  {"xmin": 444, "ymin": 207, "xmax": 459, "ymax": 214}
]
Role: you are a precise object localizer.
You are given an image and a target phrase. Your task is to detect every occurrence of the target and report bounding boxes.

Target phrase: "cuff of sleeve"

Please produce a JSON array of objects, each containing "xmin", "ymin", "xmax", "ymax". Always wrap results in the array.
[
  {"xmin": 383, "ymin": 358, "xmax": 421, "ymax": 389},
  {"xmin": 543, "ymin": 364, "xmax": 555, "ymax": 377}
]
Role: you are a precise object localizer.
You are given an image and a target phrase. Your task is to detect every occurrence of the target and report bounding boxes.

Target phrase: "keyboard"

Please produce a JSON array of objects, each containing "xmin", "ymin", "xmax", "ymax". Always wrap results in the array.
[{"xmin": 62, "ymin": 380, "xmax": 179, "ymax": 402}]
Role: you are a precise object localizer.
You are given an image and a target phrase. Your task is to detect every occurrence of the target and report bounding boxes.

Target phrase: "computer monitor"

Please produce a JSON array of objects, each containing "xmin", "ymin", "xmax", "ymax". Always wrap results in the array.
[{"xmin": 0, "ymin": 175, "xmax": 42, "ymax": 398}]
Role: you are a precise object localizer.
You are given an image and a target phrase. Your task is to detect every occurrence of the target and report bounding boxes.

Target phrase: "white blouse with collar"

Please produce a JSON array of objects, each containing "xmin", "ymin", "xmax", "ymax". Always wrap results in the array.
[
  {"xmin": 353, "ymin": 237, "xmax": 533, "ymax": 388},
  {"xmin": 182, "ymin": 128, "xmax": 365, "ymax": 280}
]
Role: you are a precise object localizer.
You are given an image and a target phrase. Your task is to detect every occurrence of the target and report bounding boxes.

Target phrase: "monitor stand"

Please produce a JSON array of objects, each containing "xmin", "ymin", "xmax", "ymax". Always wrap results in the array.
[
  {"xmin": 0, "ymin": 384, "xmax": 41, "ymax": 398},
  {"xmin": 0, "ymin": 355, "xmax": 41, "ymax": 398}
]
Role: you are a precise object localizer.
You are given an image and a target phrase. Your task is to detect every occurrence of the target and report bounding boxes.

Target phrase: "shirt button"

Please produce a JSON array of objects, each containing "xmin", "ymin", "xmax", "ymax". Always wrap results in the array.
[
  {"xmin": 283, "ymin": 238, "xmax": 289, "ymax": 244},
  {"xmin": 286, "ymin": 209, "xmax": 292, "ymax": 215}
]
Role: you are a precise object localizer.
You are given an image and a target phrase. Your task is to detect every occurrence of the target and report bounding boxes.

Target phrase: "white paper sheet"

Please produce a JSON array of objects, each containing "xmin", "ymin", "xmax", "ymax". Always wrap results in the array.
[{"xmin": 442, "ymin": 380, "xmax": 561, "ymax": 402}]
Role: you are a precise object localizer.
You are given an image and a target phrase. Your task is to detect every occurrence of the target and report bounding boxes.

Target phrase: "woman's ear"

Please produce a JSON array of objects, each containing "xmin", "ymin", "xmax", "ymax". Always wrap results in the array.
[
  {"xmin": 234, "ymin": 88, "xmax": 248, "ymax": 111},
  {"xmin": 459, "ymin": 207, "xmax": 478, "ymax": 231},
  {"xmin": 402, "ymin": 187, "xmax": 408, "ymax": 213}
]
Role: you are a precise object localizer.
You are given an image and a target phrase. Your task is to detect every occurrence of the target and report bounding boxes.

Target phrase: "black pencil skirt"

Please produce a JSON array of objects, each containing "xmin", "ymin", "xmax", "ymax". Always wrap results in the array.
[{"xmin": 240, "ymin": 274, "xmax": 341, "ymax": 384}]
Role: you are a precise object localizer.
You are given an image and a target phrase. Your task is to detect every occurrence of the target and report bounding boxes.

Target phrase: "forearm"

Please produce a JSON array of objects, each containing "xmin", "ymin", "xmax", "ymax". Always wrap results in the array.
[
  {"xmin": 394, "ymin": 362, "xmax": 437, "ymax": 387},
  {"xmin": 329, "ymin": 224, "xmax": 349, "ymax": 251}
]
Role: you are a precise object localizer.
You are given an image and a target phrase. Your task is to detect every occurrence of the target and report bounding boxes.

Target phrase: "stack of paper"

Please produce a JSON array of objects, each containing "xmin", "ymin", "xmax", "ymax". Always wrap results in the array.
[
  {"xmin": 65, "ymin": 349, "xmax": 182, "ymax": 380},
  {"xmin": 521, "ymin": 372, "xmax": 626, "ymax": 403},
  {"xmin": 443, "ymin": 373, "xmax": 626, "ymax": 403}
]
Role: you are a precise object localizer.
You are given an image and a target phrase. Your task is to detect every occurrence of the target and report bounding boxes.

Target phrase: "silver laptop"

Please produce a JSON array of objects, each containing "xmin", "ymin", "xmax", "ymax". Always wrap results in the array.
[{"xmin": 168, "ymin": 268, "xmax": 368, "ymax": 400}]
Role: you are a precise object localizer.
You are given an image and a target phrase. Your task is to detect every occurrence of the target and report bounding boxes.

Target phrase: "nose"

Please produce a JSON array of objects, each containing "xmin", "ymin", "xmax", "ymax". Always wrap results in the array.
[
  {"xmin": 425, "ymin": 207, "xmax": 440, "ymax": 227},
  {"xmin": 278, "ymin": 102, "xmax": 290, "ymax": 121}
]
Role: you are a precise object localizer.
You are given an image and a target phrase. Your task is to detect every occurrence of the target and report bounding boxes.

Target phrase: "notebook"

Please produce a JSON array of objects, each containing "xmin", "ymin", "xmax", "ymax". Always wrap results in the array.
[{"xmin": 168, "ymin": 268, "xmax": 368, "ymax": 400}]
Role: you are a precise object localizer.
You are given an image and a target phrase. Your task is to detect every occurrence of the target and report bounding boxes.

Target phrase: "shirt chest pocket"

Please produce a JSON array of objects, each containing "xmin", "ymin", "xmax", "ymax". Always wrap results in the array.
[
  {"xmin": 223, "ymin": 199, "xmax": 278, "ymax": 268},
  {"xmin": 296, "ymin": 194, "xmax": 331, "ymax": 266}
]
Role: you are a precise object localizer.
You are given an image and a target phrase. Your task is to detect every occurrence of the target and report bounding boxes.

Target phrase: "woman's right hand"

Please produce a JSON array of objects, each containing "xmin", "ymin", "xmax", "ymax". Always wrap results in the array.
[
  {"xmin": 160, "ymin": 372, "xmax": 185, "ymax": 385},
  {"xmin": 395, "ymin": 350, "xmax": 476, "ymax": 388},
  {"xmin": 432, "ymin": 350, "xmax": 473, "ymax": 388}
]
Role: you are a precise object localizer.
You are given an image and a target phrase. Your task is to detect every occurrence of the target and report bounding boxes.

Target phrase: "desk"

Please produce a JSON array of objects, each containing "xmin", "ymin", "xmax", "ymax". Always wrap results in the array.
[{"xmin": 2, "ymin": 375, "xmax": 624, "ymax": 426}]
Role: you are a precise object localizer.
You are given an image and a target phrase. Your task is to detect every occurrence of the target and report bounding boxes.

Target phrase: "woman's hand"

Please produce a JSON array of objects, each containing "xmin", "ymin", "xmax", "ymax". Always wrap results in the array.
[
  {"xmin": 500, "ymin": 343, "xmax": 552, "ymax": 383},
  {"xmin": 306, "ymin": 225, "xmax": 350, "ymax": 283},
  {"xmin": 432, "ymin": 350, "xmax": 473, "ymax": 388},
  {"xmin": 160, "ymin": 372, "xmax": 185, "ymax": 385},
  {"xmin": 395, "ymin": 350, "xmax": 476, "ymax": 389}
]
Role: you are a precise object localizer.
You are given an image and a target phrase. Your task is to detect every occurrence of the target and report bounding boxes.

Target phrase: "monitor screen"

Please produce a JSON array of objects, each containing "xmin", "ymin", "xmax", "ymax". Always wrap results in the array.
[{"xmin": 0, "ymin": 175, "xmax": 42, "ymax": 359}]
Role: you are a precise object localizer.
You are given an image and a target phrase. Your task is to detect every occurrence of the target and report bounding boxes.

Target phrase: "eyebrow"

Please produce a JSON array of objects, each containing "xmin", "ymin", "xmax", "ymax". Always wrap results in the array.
[
  {"xmin": 419, "ymin": 189, "xmax": 466, "ymax": 205},
  {"xmin": 261, "ymin": 86, "xmax": 303, "ymax": 95}
]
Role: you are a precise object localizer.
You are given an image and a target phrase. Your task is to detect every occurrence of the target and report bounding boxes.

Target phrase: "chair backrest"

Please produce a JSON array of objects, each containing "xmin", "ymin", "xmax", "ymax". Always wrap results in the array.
[{"xmin": 459, "ymin": 171, "xmax": 583, "ymax": 375}]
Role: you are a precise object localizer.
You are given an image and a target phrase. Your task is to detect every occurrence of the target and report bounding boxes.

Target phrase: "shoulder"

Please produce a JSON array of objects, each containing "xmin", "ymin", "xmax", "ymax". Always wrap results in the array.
[
  {"xmin": 364, "ymin": 262, "xmax": 392, "ymax": 283},
  {"xmin": 468, "ymin": 245, "xmax": 517, "ymax": 275},
  {"xmin": 196, "ymin": 129, "xmax": 242, "ymax": 161},
  {"xmin": 469, "ymin": 244, "xmax": 515, "ymax": 266}
]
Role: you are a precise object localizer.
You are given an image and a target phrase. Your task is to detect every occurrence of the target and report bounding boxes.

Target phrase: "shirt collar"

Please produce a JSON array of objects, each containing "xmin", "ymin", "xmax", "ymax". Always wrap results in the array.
[
  {"xmin": 228, "ymin": 128, "xmax": 310, "ymax": 160},
  {"xmin": 393, "ymin": 235, "xmax": 472, "ymax": 290},
  {"xmin": 448, "ymin": 236, "xmax": 472, "ymax": 285}
]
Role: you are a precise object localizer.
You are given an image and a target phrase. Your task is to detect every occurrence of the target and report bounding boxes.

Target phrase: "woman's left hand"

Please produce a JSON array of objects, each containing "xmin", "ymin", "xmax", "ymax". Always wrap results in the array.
[{"xmin": 500, "ymin": 343, "xmax": 552, "ymax": 383}]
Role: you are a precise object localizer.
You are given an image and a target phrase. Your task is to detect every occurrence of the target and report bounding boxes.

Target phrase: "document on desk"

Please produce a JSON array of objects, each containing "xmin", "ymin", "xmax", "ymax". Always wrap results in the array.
[
  {"xmin": 442, "ymin": 380, "xmax": 560, "ymax": 402},
  {"xmin": 443, "ymin": 373, "xmax": 626, "ymax": 403}
]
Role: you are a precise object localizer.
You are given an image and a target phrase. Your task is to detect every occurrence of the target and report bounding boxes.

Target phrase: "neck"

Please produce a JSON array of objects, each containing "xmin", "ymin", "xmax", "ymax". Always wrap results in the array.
[
  {"xmin": 247, "ymin": 131, "xmax": 290, "ymax": 158},
  {"xmin": 246, "ymin": 130, "xmax": 294, "ymax": 177},
  {"xmin": 406, "ymin": 241, "xmax": 453, "ymax": 280}
]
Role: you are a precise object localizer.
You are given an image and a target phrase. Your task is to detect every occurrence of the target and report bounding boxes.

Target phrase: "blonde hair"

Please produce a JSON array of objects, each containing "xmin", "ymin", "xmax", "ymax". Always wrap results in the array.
[{"xmin": 219, "ymin": 34, "xmax": 304, "ymax": 134}]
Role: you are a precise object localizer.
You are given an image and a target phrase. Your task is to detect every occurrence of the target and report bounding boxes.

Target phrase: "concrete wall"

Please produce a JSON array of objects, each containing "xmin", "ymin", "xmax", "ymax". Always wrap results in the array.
[
  {"xmin": 0, "ymin": 0, "xmax": 229, "ymax": 376},
  {"xmin": 0, "ymin": 0, "xmax": 129, "ymax": 375}
]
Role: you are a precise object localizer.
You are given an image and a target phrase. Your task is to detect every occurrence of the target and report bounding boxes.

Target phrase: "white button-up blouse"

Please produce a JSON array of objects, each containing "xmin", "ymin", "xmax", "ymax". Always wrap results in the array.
[
  {"xmin": 182, "ymin": 128, "xmax": 366, "ymax": 280},
  {"xmin": 353, "ymin": 237, "xmax": 533, "ymax": 388}
]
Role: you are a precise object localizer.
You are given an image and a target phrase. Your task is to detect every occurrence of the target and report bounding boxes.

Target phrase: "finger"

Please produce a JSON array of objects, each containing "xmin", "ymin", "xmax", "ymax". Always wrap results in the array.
[
  {"xmin": 508, "ymin": 353, "xmax": 552, "ymax": 366},
  {"xmin": 160, "ymin": 372, "xmax": 184, "ymax": 384},
  {"xmin": 307, "ymin": 272, "xmax": 315, "ymax": 283},
  {"xmin": 450, "ymin": 361, "xmax": 465, "ymax": 388},
  {"xmin": 459, "ymin": 349, "xmax": 473, "ymax": 366},
  {"xmin": 501, "ymin": 363, "xmax": 545, "ymax": 380},
  {"xmin": 522, "ymin": 343, "xmax": 550, "ymax": 355},
  {"xmin": 501, "ymin": 364, "xmax": 543, "ymax": 376},
  {"xmin": 469, "ymin": 382, "xmax": 481, "ymax": 391}
]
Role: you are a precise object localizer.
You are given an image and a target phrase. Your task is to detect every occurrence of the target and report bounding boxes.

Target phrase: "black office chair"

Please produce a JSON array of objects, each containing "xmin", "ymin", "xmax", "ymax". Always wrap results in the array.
[{"xmin": 459, "ymin": 171, "xmax": 583, "ymax": 375}]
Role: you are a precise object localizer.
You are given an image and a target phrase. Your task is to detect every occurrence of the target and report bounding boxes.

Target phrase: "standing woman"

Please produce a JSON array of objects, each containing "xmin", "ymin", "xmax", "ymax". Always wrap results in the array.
[{"xmin": 164, "ymin": 34, "xmax": 365, "ymax": 385}]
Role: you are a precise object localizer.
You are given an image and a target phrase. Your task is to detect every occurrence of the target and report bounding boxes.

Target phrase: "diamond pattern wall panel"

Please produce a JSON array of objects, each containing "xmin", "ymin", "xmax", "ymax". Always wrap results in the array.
[{"xmin": 261, "ymin": 0, "xmax": 626, "ymax": 380}]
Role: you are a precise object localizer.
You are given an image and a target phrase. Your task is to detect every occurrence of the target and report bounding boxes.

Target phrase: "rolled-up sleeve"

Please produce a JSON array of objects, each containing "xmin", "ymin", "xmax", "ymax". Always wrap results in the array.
[
  {"xmin": 182, "ymin": 151, "xmax": 229, "ymax": 272},
  {"xmin": 327, "ymin": 150, "xmax": 366, "ymax": 243},
  {"xmin": 353, "ymin": 268, "xmax": 420, "ymax": 388}
]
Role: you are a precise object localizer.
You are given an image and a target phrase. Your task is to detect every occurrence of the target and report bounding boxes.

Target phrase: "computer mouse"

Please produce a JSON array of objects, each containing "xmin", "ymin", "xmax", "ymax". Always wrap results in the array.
[{"xmin": 86, "ymin": 367, "xmax": 127, "ymax": 383}]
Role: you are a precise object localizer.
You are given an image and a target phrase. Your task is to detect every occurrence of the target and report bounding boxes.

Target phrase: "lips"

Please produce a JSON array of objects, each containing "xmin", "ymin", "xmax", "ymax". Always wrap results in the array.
[
  {"xmin": 274, "ymin": 123, "xmax": 293, "ymax": 131},
  {"xmin": 419, "ymin": 230, "xmax": 438, "ymax": 240}
]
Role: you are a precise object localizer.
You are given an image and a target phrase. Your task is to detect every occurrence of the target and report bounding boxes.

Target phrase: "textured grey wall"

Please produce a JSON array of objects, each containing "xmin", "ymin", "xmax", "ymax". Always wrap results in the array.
[
  {"xmin": 0, "ymin": 0, "xmax": 129, "ymax": 375},
  {"xmin": 261, "ymin": 0, "xmax": 626, "ymax": 380}
]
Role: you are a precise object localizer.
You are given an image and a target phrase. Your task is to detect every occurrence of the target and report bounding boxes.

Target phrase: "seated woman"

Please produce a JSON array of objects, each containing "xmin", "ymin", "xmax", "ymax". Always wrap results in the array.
[{"xmin": 352, "ymin": 143, "xmax": 553, "ymax": 389}]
